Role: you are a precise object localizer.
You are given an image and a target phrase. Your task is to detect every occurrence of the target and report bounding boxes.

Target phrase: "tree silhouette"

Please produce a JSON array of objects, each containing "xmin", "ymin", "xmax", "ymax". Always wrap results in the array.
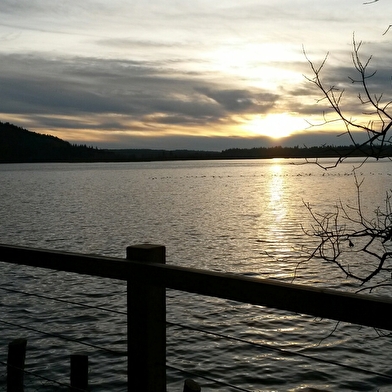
[
  {"xmin": 303, "ymin": 35, "xmax": 392, "ymax": 168},
  {"xmin": 301, "ymin": 30, "xmax": 392, "ymax": 292}
]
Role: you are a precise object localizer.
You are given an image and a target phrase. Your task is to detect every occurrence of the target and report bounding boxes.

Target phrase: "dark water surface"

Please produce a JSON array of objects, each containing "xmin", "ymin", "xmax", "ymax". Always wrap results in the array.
[{"xmin": 0, "ymin": 158, "xmax": 391, "ymax": 391}]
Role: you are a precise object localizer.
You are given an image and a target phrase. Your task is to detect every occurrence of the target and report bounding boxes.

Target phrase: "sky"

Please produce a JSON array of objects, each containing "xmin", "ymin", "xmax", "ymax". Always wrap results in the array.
[{"xmin": 1, "ymin": 0, "xmax": 391, "ymax": 150}]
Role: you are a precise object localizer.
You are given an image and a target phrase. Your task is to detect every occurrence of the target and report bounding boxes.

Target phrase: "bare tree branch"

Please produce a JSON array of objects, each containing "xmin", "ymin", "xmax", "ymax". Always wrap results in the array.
[
  {"xmin": 301, "ymin": 172, "xmax": 392, "ymax": 289},
  {"xmin": 299, "ymin": 1, "xmax": 392, "ymax": 292},
  {"xmin": 303, "ymin": 36, "xmax": 392, "ymax": 169},
  {"xmin": 383, "ymin": 25, "xmax": 392, "ymax": 35}
]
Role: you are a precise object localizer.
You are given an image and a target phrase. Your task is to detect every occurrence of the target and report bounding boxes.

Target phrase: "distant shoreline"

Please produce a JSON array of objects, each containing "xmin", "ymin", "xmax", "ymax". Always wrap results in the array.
[
  {"xmin": 0, "ymin": 150, "xmax": 386, "ymax": 165},
  {"xmin": 1, "ymin": 121, "xmax": 392, "ymax": 164}
]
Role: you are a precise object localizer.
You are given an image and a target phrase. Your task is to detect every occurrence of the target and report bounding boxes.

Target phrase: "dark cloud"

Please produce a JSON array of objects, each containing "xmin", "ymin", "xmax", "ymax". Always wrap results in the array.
[
  {"xmin": 0, "ymin": 53, "xmax": 279, "ymax": 131},
  {"xmin": 284, "ymin": 51, "xmax": 392, "ymax": 120},
  {"xmin": 96, "ymin": 37, "xmax": 189, "ymax": 50},
  {"xmin": 0, "ymin": 75, "xmax": 131, "ymax": 115},
  {"xmin": 195, "ymin": 87, "xmax": 278, "ymax": 114},
  {"xmin": 87, "ymin": 130, "xmax": 370, "ymax": 151},
  {"xmin": 0, "ymin": 1, "xmax": 108, "ymax": 18},
  {"xmin": 304, "ymin": 48, "xmax": 392, "ymax": 93},
  {"xmin": 2, "ymin": 48, "xmax": 390, "ymax": 120},
  {"xmin": 283, "ymin": 130, "xmax": 371, "ymax": 147}
]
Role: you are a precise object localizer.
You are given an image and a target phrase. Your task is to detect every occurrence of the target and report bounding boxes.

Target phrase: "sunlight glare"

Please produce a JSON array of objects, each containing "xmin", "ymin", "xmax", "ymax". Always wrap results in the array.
[{"xmin": 244, "ymin": 113, "xmax": 307, "ymax": 139}]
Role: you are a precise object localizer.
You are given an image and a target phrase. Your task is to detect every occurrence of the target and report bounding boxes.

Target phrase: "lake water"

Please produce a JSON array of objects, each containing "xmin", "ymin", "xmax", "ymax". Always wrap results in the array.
[{"xmin": 0, "ymin": 158, "xmax": 391, "ymax": 391}]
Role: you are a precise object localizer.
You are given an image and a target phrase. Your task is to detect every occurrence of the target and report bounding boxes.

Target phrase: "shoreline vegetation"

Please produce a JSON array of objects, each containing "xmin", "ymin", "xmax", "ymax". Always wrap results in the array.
[{"xmin": 1, "ymin": 121, "xmax": 391, "ymax": 163}]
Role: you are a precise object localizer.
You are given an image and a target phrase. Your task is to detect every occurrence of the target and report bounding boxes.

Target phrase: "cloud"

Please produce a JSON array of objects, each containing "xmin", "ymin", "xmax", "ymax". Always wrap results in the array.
[
  {"xmin": 0, "ymin": 1, "xmax": 110, "ymax": 18},
  {"xmin": 2, "ymin": 43, "xmax": 391, "ymax": 148},
  {"xmin": 1, "ymin": 0, "xmax": 391, "ymax": 150},
  {"xmin": 286, "ymin": 45, "xmax": 392, "ymax": 118},
  {"xmin": 195, "ymin": 87, "xmax": 278, "ymax": 113},
  {"xmin": 76, "ymin": 130, "xmax": 371, "ymax": 151},
  {"xmin": 0, "ymin": 53, "xmax": 278, "ymax": 133}
]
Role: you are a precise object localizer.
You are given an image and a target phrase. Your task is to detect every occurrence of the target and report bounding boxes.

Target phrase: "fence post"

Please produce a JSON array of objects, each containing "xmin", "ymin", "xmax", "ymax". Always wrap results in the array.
[
  {"xmin": 183, "ymin": 379, "xmax": 201, "ymax": 392},
  {"xmin": 70, "ymin": 354, "xmax": 89, "ymax": 391},
  {"xmin": 126, "ymin": 244, "xmax": 166, "ymax": 392},
  {"xmin": 7, "ymin": 338, "xmax": 27, "ymax": 392}
]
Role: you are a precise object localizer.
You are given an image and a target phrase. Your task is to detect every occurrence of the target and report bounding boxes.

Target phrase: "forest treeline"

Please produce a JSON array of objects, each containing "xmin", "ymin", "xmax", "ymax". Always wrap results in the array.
[
  {"xmin": 221, "ymin": 144, "xmax": 392, "ymax": 159},
  {"xmin": 0, "ymin": 122, "xmax": 116, "ymax": 163},
  {"xmin": 0, "ymin": 122, "xmax": 219, "ymax": 163},
  {"xmin": 1, "ymin": 121, "xmax": 391, "ymax": 163}
]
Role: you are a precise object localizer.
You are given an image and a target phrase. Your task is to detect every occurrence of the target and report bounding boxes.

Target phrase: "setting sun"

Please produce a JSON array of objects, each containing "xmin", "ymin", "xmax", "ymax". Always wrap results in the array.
[{"xmin": 244, "ymin": 113, "xmax": 308, "ymax": 139}]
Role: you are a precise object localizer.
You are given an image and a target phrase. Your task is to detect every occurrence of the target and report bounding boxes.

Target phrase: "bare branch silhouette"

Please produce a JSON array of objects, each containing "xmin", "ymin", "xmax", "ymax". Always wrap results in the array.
[
  {"xmin": 301, "ymin": 171, "xmax": 392, "ymax": 289},
  {"xmin": 383, "ymin": 25, "xmax": 392, "ymax": 35},
  {"xmin": 299, "ymin": 1, "xmax": 392, "ymax": 291},
  {"xmin": 303, "ymin": 36, "xmax": 392, "ymax": 170}
]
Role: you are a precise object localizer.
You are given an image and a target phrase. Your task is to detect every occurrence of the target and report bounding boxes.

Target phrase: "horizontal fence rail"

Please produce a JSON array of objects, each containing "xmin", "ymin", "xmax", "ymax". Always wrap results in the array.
[
  {"xmin": 1, "ymin": 243, "xmax": 392, "ymax": 391},
  {"xmin": 1, "ymin": 243, "xmax": 392, "ymax": 330}
]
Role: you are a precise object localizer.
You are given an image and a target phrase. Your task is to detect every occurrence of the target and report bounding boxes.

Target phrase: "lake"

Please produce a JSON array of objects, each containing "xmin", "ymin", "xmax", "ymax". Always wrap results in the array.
[{"xmin": 0, "ymin": 158, "xmax": 391, "ymax": 391}]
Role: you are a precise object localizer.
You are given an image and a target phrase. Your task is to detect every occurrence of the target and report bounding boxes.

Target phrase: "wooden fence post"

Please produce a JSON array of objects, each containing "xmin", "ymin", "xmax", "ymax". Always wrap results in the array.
[
  {"xmin": 126, "ymin": 244, "xmax": 166, "ymax": 392},
  {"xmin": 70, "ymin": 354, "xmax": 89, "ymax": 391},
  {"xmin": 183, "ymin": 378, "xmax": 201, "ymax": 392},
  {"xmin": 7, "ymin": 338, "xmax": 27, "ymax": 392}
]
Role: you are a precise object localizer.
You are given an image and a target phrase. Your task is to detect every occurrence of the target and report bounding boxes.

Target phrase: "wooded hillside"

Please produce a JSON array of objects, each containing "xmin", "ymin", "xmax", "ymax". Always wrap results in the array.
[{"xmin": 0, "ymin": 122, "xmax": 115, "ymax": 163}]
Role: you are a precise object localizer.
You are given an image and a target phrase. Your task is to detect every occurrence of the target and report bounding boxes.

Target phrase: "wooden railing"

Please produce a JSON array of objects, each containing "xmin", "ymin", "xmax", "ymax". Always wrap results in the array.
[{"xmin": 1, "ymin": 243, "xmax": 392, "ymax": 391}]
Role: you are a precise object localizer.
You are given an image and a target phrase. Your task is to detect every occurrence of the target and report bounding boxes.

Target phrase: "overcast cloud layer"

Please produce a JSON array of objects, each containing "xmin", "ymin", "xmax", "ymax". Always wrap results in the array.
[{"xmin": 1, "ymin": 1, "xmax": 391, "ymax": 149}]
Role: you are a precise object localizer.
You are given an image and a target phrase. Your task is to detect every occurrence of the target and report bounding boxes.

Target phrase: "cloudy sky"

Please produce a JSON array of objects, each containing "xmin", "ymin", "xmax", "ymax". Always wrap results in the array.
[{"xmin": 1, "ymin": 0, "xmax": 391, "ymax": 150}]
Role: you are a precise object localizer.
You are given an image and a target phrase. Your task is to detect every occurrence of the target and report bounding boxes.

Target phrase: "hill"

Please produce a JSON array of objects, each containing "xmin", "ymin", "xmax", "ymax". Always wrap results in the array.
[
  {"xmin": 0, "ymin": 122, "xmax": 222, "ymax": 163},
  {"xmin": 0, "ymin": 122, "xmax": 116, "ymax": 163}
]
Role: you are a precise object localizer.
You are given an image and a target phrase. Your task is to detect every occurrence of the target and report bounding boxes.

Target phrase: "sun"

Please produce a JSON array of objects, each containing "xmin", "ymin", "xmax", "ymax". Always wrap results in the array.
[{"xmin": 244, "ymin": 113, "xmax": 307, "ymax": 139}]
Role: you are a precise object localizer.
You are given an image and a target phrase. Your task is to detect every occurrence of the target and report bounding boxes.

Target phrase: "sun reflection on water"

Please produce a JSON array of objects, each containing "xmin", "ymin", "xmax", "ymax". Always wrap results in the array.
[
  {"xmin": 267, "ymin": 161, "xmax": 287, "ymax": 227},
  {"xmin": 257, "ymin": 159, "xmax": 299, "ymax": 278}
]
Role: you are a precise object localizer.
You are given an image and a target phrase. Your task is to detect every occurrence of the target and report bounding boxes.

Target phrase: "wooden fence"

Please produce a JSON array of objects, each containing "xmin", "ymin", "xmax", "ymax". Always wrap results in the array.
[{"xmin": 1, "ymin": 243, "xmax": 392, "ymax": 391}]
